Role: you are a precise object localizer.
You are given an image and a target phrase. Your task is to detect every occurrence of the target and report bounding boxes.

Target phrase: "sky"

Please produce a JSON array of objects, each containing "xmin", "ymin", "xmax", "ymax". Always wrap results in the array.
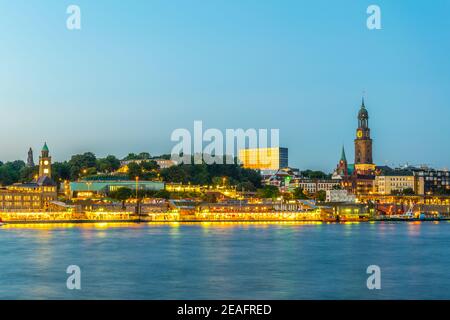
[{"xmin": 0, "ymin": 0, "xmax": 449, "ymax": 172}]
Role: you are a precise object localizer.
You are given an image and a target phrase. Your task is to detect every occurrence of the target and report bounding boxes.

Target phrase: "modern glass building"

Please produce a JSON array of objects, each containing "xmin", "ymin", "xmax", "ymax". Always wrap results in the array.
[{"xmin": 238, "ymin": 147, "xmax": 288, "ymax": 170}]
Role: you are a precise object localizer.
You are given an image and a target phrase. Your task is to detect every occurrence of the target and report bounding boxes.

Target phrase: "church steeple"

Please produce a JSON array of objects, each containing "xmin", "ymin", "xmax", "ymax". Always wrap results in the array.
[
  {"xmin": 336, "ymin": 145, "xmax": 348, "ymax": 177},
  {"xmin": 340, "ymin": 145, "xmax": 347, "ymax": 163},
  {"xmin": 27, "ymin": 148, "xmax": 35, "ymax": 167},
  {"xmin": 358, "ymin": 97, "xmax": 369, "ymax": 129}
]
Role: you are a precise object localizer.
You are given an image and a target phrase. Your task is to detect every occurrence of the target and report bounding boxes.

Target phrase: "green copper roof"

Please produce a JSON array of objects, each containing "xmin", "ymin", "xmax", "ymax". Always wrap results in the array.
[
  {"xmin": 340, "ymin": 146, "xmax": 347, "ymax": 162},
  {"xmin": 42, "ymin": 142, "xmax": 49, "ymax": 152},
  {"xmin": 358, "ymin": 97, "xmax": 369, "ymax": 119}
]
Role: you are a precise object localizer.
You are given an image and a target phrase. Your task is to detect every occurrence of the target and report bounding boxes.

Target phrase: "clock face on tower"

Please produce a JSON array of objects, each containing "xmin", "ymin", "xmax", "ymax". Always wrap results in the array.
[{"xmin": 357, "ymin": 130, "xmax": 363, "ymax": 138}]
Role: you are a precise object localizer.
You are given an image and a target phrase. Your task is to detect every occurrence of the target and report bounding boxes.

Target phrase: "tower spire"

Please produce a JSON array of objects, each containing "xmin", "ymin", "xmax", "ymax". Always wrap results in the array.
[
  {"xmin": 340, "ymin": 145, "xmax": 347, "ymax": 162},
  {"xmin": 361, "ymin": 90, "xmax": 366, "ymax": 108},
  {"xmin": 27, "ymin": 147, "xmax": 35, "ymax": 167}
]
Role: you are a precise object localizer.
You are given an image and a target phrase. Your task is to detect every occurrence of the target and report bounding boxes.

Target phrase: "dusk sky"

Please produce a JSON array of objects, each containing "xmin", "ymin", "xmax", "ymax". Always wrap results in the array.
[{"xmin": 0, "ymin": 0, "xmax": 449, "ymax": 172}]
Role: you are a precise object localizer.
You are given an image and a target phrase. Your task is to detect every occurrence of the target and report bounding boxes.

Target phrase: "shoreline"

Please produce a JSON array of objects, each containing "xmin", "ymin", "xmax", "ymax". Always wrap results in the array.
[{"xmin": 1, "ymin": 217, "xmax": 449, "ymax": 225}]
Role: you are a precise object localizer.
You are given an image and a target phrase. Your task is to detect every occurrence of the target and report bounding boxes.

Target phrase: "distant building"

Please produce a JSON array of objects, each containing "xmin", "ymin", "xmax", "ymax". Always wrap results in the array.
[
  {"xmin": 154, "ymin": 159, "xmax": 177, "ymax": 169},
  {"xmin": 326, "ymin": 190, "xmax": 356, "ymax": 203},
  {"xmin": 411, "ymin": 167, "xmax": 450, "ymax": 195},
  {"xmin": 239, "ymin": 147, "xmax": 288, "ymax": 170},
  {"xmin": 66, "ymin": 180, "xmax": 165, "ymax": 199},
  {"xmin": 0, "ymin": 143, "xmax": 57, "ymax": 210},
  {"xmin": 290, "ymin": 179, "xmax": 340, "ymax": 194},
  {"xmin": 372, "ymin": 166, "xmax": 450, "ymax": 195},
  {"xmin": 117, "ymin": 158, "xmax": 177, "ymax": 173},
  {"xmin": 374, "ymin": 174, "xmax": 415, "ymax": 195},
  {"xmin": 27, "ymin": 147, "xmax": 34, "ymax": 167}
]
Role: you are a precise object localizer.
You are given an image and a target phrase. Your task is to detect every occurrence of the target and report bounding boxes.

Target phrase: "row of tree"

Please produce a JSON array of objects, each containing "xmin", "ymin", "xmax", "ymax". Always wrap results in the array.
[
  {"xmin": 256, "ymin": 185, "xmax": 327, "ymax": 201},
  {"xmin": 0, "ymin": 153, "xmax": 263, "ymax": 190},
  {"xmin": 159, "ymin": 162, "xmax": 262, "ymax": 191},
  {"xmin": 0, "ymin": 161, "xmax": 36, "ymax": 185}
]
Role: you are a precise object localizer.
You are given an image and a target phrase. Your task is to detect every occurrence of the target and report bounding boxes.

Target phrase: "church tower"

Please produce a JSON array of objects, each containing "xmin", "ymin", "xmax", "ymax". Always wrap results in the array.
[
  {"xmin": 354, "ymin": 98, "xmax": 375, "ymax": 173},
  {"xmin": 27, "ymin": 148, "xmax": 35, "ymax": 167},
  {"xmin": 39, "ymin": 142, "xmax": 52, "ymax": 178},
  {"xmin": 336, "ymin": 145, "xmax": 348, "ymax": 177}
]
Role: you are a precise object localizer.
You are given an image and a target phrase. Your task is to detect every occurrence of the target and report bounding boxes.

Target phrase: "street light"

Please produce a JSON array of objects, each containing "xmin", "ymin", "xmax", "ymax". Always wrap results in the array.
[
  {"xmin": 135, "ymin": 176, "xmax": 139, "ymax": 201},
  {"xmin": 135, "ymin": 176, "xmax": 140, "ymax": 223}
]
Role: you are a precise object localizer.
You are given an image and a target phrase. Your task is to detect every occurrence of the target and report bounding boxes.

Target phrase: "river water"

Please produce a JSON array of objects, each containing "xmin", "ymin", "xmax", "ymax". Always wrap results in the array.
[{"xmin": 0, "ymin": 221, "xmax": 449, "ymax": 299}]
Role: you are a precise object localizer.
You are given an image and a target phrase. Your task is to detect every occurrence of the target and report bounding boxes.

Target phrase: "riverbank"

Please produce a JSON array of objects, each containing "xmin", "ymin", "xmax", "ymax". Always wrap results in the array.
[{"xmin": 2, "ymin": 217, "xmax": 450, "ymax": 225}]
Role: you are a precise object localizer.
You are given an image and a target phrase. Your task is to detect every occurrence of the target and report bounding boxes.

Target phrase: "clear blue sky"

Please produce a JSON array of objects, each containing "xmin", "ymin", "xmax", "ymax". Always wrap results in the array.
[{"xmin": 0, "ymin": 0, "xmax": 449, "ymax": 172}]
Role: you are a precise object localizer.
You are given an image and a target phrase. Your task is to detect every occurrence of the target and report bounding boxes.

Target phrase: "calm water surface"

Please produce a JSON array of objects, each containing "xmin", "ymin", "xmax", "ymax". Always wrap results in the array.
[{"xmin": 0, "ymin": 221, "xmax": 449, "ymax": 299}]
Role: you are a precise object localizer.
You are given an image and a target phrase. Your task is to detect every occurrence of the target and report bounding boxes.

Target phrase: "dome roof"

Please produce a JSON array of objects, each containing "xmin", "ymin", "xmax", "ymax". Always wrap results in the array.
[
  {"xmin": 358, "ymin": 98, "xmax": 369, "ymax": 119},
  {"xmin": 358, "ymin": 107, "xmax": 368, "ymax": 118}
]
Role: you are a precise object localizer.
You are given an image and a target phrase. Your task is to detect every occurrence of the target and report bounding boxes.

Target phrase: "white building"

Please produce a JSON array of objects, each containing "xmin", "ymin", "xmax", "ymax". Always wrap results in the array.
[{"xmin": 326, "ymin": 190, "xmax": 356, "ymax": 203}]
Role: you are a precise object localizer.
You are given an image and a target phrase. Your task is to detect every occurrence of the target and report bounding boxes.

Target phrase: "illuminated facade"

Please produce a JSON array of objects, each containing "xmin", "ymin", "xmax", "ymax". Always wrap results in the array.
[
  {"xmin": 412, "ymin": 167, "xmax": 450, "ymax": 195},
  {"xmin": 239, "ymin": 147, "xmax": 288, "ymax": 170},
  {"xmin": 0, "ymin": 143, "xmax": 57, "ymax": 211},
  {"xmin": 290, "ymin": 179, "xmax": 340, "ymax": 194},
  {"xmin": 67, "ymin": 180, "xmax": 164, "ymax": 199},
  {"xmin": 374, "ymin": 175, "xmax": 415, "ymax": 195}
]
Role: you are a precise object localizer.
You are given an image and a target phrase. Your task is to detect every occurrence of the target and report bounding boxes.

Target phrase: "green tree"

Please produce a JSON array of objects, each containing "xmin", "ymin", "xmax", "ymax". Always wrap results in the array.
[
  {"xmin": 257, "ymin": 185, "xmax": 280, "ymax": 199},
  {"xmin": 301, "ymin": 170, "xmax": 330, "ymax": 179},
  {"xmin": 19, "ymin": 166, "xmax": 39, "ymax": 182},
  {"xmin": 123, "ymin": 152, "xmax": 151, "ymax": 161},
  {"xmin": 402, "ymin": 188, "xmax": 415, "ymax": 195},
  {"xmin": 236, "ymin": 181, "xmax": 257, "ymax": 192},
  {"xmin": 293, "ymin": 187, "xmax": 309, "ymax": 199},
  {"xmin": 52, "ymin": 162, "xmax": 71, "ymax": 182},
  {"xmin": 127, "ymin": 162, "xmax": 142, "ymax": 179},
  {"xmin": 68, "ymin": 152, "xmax": 97, "ymax": 179},
  {"xmin": 97, "ymin": 155, "xmax": 121, "ymax": 173},
  {"xmin": 138, "ymin": 152, "xmax": 151, "ymax": 160},
  {"xmin": 0, "ymin": 161, "xmax": 26, "ymax": 185},
  {"xmin": 315, "ymin": 190, "xmax": 327, "ymax": 202},
  {"xmin": 109, "ymin": 187, "xmax": 133, "ymax": 201},
  {"xmin": 141, "ymin": 160, "xmax": 159, "ymax": 171}
]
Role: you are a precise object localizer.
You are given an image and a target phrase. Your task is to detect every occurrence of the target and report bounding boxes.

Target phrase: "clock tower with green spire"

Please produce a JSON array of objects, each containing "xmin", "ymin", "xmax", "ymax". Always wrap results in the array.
[{"xmin": 39, "ymin": 142, "xmax": 52, "ymax": 178}]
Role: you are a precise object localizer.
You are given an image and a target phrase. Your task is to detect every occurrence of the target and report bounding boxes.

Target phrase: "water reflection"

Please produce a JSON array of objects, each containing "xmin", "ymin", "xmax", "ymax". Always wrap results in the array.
[{"xmin": 1, "ymin": 222, "xmax": 449, "ymax": 299}]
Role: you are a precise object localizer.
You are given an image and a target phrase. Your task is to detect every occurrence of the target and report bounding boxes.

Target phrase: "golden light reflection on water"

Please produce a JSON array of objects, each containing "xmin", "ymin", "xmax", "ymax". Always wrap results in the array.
[
  {"xmin": 407, "ymin": 221, "xmax": 422, "ymax": 236},
  {"xmin": 1, "ymin": 222, "xmax": 142, "ymax": 230},
  {"xmin": 1, "ymin": 221, "xmax": 328, "ymax": 232}
]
